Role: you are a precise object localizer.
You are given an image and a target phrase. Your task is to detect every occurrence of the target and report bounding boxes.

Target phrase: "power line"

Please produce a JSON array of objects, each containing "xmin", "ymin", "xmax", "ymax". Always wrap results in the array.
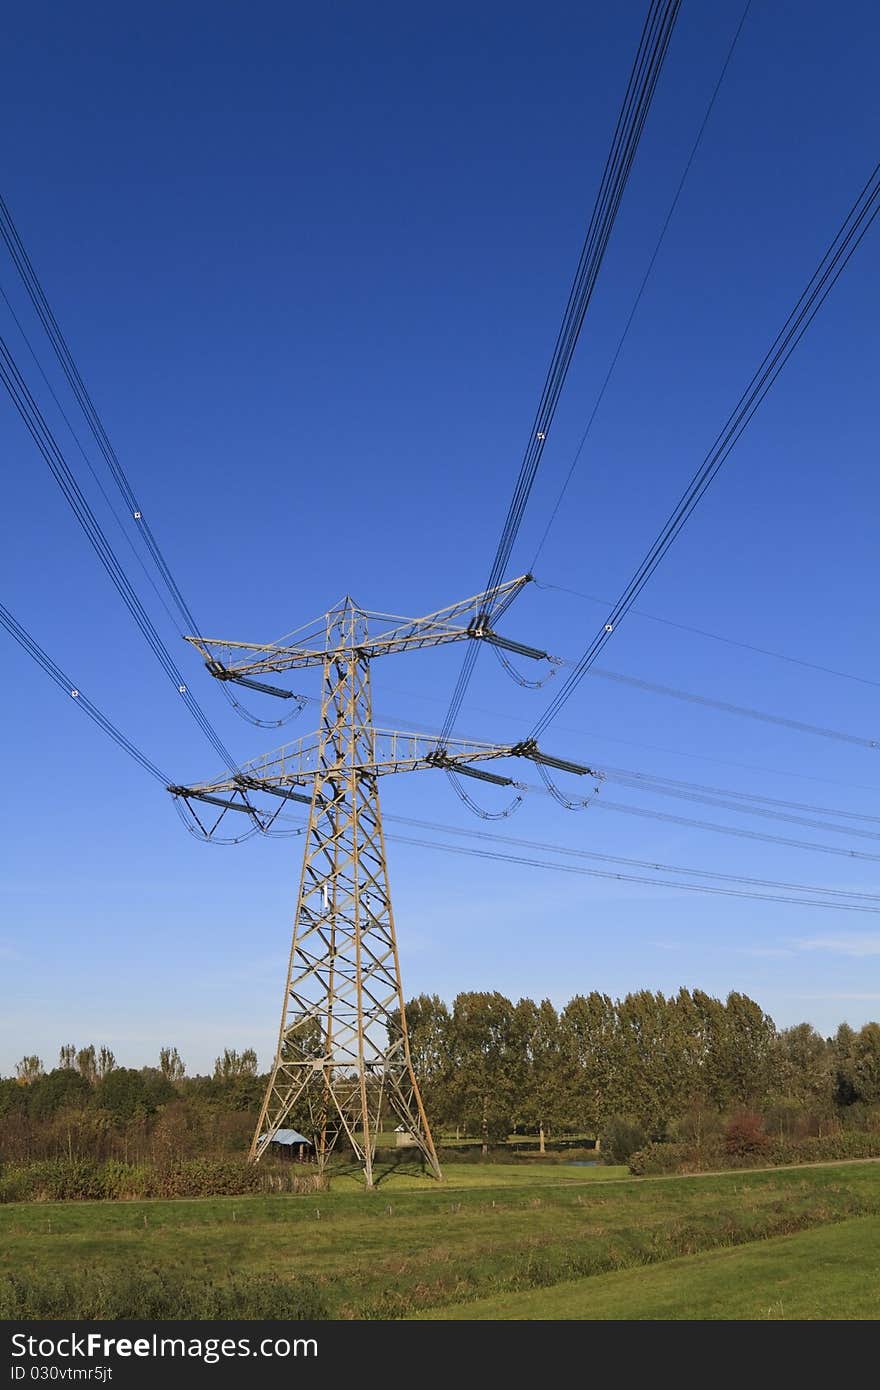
[
  {"xmin": 0, "ymin": 281, "xmax": 186, "ymax": 639},
  {"xmin": 0, "ymin": 194, "xmax": 198, "ymax": 636},
  {"xmin": 537, "ymin": 578, "xmax": 880, "ymax": 692},
  {"xmin": 0, "ymin": 192, "xmax": 264, "ymax": 728},
  {"xmin": 596, "ymin": 797, "xmax": 880, "ymax": 865},
  {"xmin": 388, "ymin": 812, "xmax": 880, "ymax": 904},
  {"xmin": 588, "ymin": 666, "xmax": 880, "ymax": 750},
  {"xmin": 379, "ymin": 680, "xmax": 880, "ymax": 796},
  {"xmin": 0, "ymin": 333, "xmax": 239, "ymax": 772},
  {"xmin": 530, "ymin": 160, "xmax": 880, "ymax": 740},
  {"xmin": 439, "ymin": 0, "xmax": 681, "ymax": 743},
  {"xmin": 239, "ymin": 802, "xmax": 880, "ymax": 912},
  {"xmin": 600, "ymin": 771, "xmax": 880, "ymax": 842},
  {"xmin": 11, "ymin": 585, "xmax": 875, "ymax": 904},
  {"xmin": 598, "ymin": 765, "xmax": 880, "ymax": 829},
  {"xmin": 381, "ymin": 833, "xmax": 880, "ymax": 915},
  {"xmin": 0, "ymin": 600, "xmax": 169, "ymax": 784},
  {"xmin": 530, "ymin": 0, "xmax": 752, "ymax": 568},
  {"xmin": 360, "ymin": 693, "xmax": 880, "ymax": 831}
]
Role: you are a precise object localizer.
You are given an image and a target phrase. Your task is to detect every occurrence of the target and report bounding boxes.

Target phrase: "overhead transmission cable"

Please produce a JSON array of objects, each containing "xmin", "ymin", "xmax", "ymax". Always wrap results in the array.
[
  {"xmin": 500, "ymin": 647, "xmax": 880, "ymax": 750},
  {"xmin": 389, "ymin": 835, "xmax": 880, "ymax": 914},
  {"xmin": 587, "ymin": 666, "xmax": 880, "ymax": 750},
  {"xmin": 537, "ymin": 579, "xmax": 880, "ymax": 692},
  {"xmin": 0, "ymin": 335, "xmax": 240, "ymax": 773},
  {"xmin": 365, "ymin": 696, "xmax": 880, "ymax": 831},
  {"xmin": 598, "ymin": 774, "xmax": 880, "ymax": 842},
  {"xmin": 265, "ymin": 807, "xmax": 880, "ymax": 914},
  {"xmin": 0, "ymin": 601, "xmax": 169, "ymax": 785},
  {"xmin": 0, "ymin": 195, "xmax": 294, "ymax": 732},
  {"xmin": 379, "ymin": 680, "xmax": 880, "ymax": 794},
  {"xmin": 597, "ymin": 765, "xmax": 880, "ymax": 829},
  {"xmin": 268, "ymin": 806, "xmax": 878, "ymax": 911},
  {"xmin": 0, "ymin": 281, "xmax": 184, "ymax": 639},
  {"xmin": 0, "ymin": 193, "xmax": 199, "ymax": 636},
  {"xmin": 530, "ymin": 160, "xmax": 880, "ymax": 740},
  {"xmin": 13, "ymin": 586, "xmax": 878, "ymax": 905},
  {"xmin": 386, "ymin": 812, "xmax": 880, "ymax": 905},
  {"xmin": 594, "ymin": 797, "xmax": 880, "ymax": 865},
  {"xmin": 530, "ymin": 0, "xmax": 752, "ymax": 568},
  {"xmin": 439, "ymin": 0, "xmax": 681, "ymax": 744}
]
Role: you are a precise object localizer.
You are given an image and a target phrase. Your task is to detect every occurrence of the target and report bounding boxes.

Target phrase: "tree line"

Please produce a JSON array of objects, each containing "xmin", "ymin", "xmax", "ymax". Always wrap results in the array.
[
  {"xmin": 0, "ymin": 1043, "xmax": 263, "ymax": 1164},
  {"xmin": 397, "ymin": 990, "xmax": 880, "ymax": 1151},
  {"xmin": 3, "ymin": 990, "xmax": 880, "ymax": 1164}
]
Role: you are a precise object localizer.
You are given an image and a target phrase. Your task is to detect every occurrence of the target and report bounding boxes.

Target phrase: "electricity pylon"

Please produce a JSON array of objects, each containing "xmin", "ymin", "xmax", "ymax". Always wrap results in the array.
[{"xmin": 169, "ymin": 575, "xmax": 594, "ymax": 1188}]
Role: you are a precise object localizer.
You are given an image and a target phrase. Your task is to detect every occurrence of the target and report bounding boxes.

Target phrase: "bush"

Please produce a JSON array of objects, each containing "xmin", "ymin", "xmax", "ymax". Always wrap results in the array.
[
  {"xmin": 601, "ymin": 1116, "xmax": 650, "ymax": 1165},
  {"xmin": 724, "ymin": 1110, "xmax": 770, "ymax": 1157},
  {"xmin": 628, "ymin": 1142, "xmax": 690, "ymax": 1176}
]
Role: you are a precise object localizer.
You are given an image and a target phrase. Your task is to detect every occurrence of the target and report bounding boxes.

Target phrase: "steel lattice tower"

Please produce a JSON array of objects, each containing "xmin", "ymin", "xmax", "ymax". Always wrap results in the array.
[
  {"xmin": 251, "ymin": 597, "xmax": 440, "ymax": 1181},
  {"xmin": 170, "ymin": 576, "xmax": 595, "ymax": 1187}
]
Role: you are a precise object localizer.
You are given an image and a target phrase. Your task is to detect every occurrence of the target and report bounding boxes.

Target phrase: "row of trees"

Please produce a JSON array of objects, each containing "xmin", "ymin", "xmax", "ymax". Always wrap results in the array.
[
  {"xmin": 400, "ymin": 990, "xmax": 880, "ymax": 1146},
  {"xmin": 0, "ymin": 1044, "xmax": 265, "ymax": 1163},
  {"xmin": 4, "ymin": 991, "xmax": 880, "ymax": 1163},
  {"xmin": 11, "ymin": 1044, "xmax": 258, "ymax": 1088}
]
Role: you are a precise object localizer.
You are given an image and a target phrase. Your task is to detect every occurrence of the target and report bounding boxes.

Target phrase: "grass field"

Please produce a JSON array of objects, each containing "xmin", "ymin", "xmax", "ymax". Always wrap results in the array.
[
  {"xmin": 419, "ymin": 1214, "xmax": 880, "ymax": 1319},
  {"xmin": 3, "ymin": 1160, "xmax": 880, "ymax": 1318}
]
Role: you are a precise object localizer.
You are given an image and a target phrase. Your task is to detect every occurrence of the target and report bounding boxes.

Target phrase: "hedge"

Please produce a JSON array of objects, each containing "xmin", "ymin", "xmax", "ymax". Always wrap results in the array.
[
  {"xmin": 0, "ymin": 1157, "xmax": 325, "ymax": 1203},
  {"xmin": 629, "ymin": 1131, "xmax": 880, "ymax": 1176}
]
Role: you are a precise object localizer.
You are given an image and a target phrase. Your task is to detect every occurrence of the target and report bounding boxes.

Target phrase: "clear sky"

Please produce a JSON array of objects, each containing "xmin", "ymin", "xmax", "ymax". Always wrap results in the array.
[{"xmin": 1, "ymin": 0, "xmax": 879, "ymax": 1077}]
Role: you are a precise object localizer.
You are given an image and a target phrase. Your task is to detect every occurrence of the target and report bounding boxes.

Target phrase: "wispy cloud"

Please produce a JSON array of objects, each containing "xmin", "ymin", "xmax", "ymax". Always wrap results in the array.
[
  {"xmin": 795, "ymin": 935, "xmax": 880, "ymax": 958},
  {"xmin": 734, "ymin": 945, "xmax": 796, "ymax": 959}
]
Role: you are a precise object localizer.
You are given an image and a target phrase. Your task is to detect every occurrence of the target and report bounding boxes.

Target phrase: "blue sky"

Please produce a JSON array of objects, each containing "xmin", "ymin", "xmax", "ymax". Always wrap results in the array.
[{"xmin": 1, "ymin": 0, "xmax": 879, "ymax": 1076}]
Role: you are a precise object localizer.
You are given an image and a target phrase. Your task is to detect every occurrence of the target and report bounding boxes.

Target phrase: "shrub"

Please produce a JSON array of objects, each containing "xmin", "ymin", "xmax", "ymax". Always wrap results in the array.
[
  {"xmin": 724, "ymin": 1110, "xmax": 770, "ymax": 1157},
  {"xmin": 628, "ymin": 1142, "xmax": 690, "ymax": 1176},
  {"xmin": 601, "ymin": 1116, "xmax": 650, "ymax": 1165}
]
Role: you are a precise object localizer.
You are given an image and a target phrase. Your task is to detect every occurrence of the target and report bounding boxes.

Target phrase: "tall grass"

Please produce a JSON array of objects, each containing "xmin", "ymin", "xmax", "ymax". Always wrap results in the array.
[
  {"xmin": 0, "ymin": 1269, "xmax": 328, "ymax": 1319},
  {"xmin": 0, "ymin": 1157, "xmax": 325, "ymax": 1203}
]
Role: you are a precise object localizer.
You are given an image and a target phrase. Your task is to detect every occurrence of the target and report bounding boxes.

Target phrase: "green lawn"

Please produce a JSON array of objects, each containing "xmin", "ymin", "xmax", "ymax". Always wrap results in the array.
[
  {"xmin": 419, "ymin": 1213, "xmax": 880, "ymax": 1320},
  {"xmin": 326, "ymin": 1159, "xmax": 623, "ymax": 1190},
  {"xmin": 3, "ymin": 1160, "xmax": 880, "ymax": 1318}
]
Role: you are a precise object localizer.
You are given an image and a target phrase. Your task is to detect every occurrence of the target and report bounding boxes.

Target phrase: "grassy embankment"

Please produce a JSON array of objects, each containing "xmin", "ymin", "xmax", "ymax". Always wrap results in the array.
[
  {"xmin": 418, "ymin": 1213, "xmax": 880, "ymax": 1319},
  {"xmin": 2, "ymin": 1160, "xmax": 880, "ymax": 1318}
]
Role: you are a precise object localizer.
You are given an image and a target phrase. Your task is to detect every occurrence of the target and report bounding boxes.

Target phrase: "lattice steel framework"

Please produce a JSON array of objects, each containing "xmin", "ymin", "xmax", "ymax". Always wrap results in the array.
[
  {"xmin": 250, "ymin": 598, "xmax": 440, "ymax": 1181},
  {"xmin": 169, "ymin": 576, "xmax": 596, "ymax": 1187}
]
